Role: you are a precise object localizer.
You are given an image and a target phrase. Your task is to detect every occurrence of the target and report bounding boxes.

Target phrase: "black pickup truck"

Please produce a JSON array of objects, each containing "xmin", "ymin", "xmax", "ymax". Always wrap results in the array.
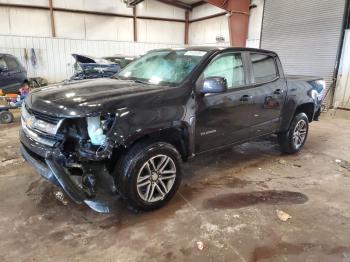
[{"xmin": 20, "ymin": 47, "xmax": 325, "ymax": 213}]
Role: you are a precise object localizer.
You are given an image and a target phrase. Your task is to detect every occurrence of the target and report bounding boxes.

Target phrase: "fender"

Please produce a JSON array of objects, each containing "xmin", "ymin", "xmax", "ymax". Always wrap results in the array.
[
  {"xmin": 106, "ymin": 90, "xmax": 197, "ymax": 158},
  {"xmin": 279, "ymin": 82, "xmax": 319, "ymax": 132}
]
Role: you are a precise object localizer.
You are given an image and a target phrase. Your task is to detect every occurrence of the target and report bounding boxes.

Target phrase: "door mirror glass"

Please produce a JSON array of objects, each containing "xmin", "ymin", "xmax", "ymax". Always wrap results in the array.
[{"xmin": 200, "ymin": 77, "xmax": 227, "ymax": 94}]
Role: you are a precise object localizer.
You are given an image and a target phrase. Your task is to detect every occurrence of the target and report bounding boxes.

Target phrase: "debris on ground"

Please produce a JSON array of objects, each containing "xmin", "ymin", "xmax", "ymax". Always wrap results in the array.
[
  {"xmin": 54, "ymin": 190, "xmax": 68, "ymax": 205},
  {"xmin": 226, "ymin": 224, "xmax": 247, "ymax": 233},
  {"xmin": 278, "ymin": 159, "xmax": 287, "ymax": 165},
  {"xmin": 196, "ymin": 241, "xmax": 204, "ymax": 251},
  {"xmin": 340, "ymin": 162, "xmax": 350, "ymax": 171},
  {"xmin": 276, "ymin": 210, "xmax": 292, "ymax": 222},
  {"xmin": 200, "ymin": 222, "xmax": 219, "ymax": 234},
  {"xmin": 1, "ymin": 156, "xmax": 17, "ymax": 162},
  {"xmin": 335, "ymin": 159, "xmax": 350, "ymax": 171},
  {"xmin": 0, "ymin": 158, "xmax": 20, "ymax": 167}
]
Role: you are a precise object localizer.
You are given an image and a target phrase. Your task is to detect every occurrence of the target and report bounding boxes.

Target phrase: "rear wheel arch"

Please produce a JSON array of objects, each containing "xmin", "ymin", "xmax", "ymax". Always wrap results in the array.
[
  {"xmin": 278, "ymin": 112, "xmax": 309, "ymax": 154},
  {"xmin": 294, "ymin": 102, "xmax": 315, "ymax": 123}
]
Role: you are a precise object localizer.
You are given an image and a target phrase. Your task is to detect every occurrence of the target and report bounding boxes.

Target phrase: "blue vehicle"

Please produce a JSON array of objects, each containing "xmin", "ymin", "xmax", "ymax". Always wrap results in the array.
[
  {"xmin": 70, "ymin": 54, "xmax": 121, "ymax": 81},
  {"xmin": 70, "ymin": 54, "xmax": 135, "ymax": 81},
  {"xmin": 0, "ymin": 53, "xmax": 28, "ymax": 94}
]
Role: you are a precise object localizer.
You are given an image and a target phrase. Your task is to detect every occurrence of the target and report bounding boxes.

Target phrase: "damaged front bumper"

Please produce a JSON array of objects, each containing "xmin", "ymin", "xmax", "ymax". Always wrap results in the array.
[{"xmin": 20, "ymin": 129, "xmax": 115, "ymax": 213}]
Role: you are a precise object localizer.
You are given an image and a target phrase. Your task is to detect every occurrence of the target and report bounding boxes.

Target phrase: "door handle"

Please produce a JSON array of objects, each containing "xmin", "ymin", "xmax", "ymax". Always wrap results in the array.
[
  {"xmin": 240, "ymin": 95, "xmax": 253, "ymax": 102},
  {"xmin": 274, "ymin": 89, "xmax": 284, "ymax": 95}
]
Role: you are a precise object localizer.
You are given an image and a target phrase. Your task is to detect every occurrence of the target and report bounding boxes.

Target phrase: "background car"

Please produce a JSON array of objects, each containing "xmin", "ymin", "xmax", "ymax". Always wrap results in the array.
[
  {"xmin": 0, "ymin": 53, "xmax": 28, "ymax": 94},
  {"xmin": 70, "ymin": 54, "xmax": 136, "ymax": 81}
]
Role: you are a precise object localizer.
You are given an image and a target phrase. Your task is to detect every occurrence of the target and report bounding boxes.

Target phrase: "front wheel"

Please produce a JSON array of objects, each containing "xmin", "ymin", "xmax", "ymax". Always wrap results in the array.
[
  {"xmin": 115, "ymin": 141, "xmax": 182, "ymax": 211},
  {"xmin": 278, "ymin": 112, "xmax": 309, "ymax": 154}
]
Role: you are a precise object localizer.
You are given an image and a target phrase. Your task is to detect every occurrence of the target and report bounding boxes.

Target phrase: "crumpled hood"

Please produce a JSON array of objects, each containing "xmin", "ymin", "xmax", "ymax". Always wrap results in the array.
[
  {"xmin": 26, "ymin": 78, "xmax": 167, "ymax": 117},
  {"xmin": 72, "ymin": 54, "xmax": 98, "ymax": 64}
]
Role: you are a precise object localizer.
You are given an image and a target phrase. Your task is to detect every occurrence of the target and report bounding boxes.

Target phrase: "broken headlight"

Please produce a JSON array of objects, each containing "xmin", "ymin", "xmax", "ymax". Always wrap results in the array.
[
  {"xmin": 86, "ymin": 114, "xmax": 115, "ymax": 146},
  {"xmin": 21, "ymin": 105, "xmax": 62, "ymax": 135}
]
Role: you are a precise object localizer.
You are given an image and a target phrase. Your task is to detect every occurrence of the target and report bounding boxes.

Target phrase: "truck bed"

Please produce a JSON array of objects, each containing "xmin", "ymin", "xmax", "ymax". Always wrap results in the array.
[{"xmin": 285, "ymin": 75, "xmax": 323, "ymax": 82}]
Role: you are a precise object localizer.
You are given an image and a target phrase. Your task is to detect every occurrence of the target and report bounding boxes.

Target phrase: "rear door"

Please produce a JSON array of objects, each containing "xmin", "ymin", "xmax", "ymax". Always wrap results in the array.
[{"xmin": 246, "ymin": 52, "xmax": 287, "ymax": 135}]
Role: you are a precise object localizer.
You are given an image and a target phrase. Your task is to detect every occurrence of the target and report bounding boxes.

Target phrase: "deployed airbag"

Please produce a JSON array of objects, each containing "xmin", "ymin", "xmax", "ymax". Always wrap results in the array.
[{"xmin": 87, "ymin": 116, "xmax": 106, "ymax": 146}]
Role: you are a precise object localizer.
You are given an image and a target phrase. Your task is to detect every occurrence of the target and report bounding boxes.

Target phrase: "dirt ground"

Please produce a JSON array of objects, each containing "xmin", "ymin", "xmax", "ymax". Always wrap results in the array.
[{"xmin": 0, "ymin": 109, "xmax": 350, "ymax": 262}]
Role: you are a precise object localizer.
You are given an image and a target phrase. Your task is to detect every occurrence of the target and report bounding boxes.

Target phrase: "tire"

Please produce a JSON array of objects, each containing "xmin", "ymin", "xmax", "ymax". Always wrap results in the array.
[
  {"xmin": 114, "ymin": 141, "xmax": 182, "ymax": 211},
  {"xmin": 278, "ymin": 112, "xmax": 309, "ymax": 154},
  {"xmin": 0, "ymin": 111, "xmax": 14, "ymax": 124}
]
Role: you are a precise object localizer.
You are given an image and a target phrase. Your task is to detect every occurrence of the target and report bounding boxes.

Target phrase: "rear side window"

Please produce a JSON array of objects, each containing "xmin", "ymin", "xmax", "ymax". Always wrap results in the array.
[
  {"xmin": 203, "ymin": 53, "xmax": 245, "ymax": 89},
  {"xmin": 250, "ymin": 53, "xmax": 277, "ymax": 84},
  {"xmin": 4, "ymin": 56, "xmax": 19, "ymax": 71},
  {"xmin": 0, "ymin": 57, "xmax": 7, "ymax": 69}
]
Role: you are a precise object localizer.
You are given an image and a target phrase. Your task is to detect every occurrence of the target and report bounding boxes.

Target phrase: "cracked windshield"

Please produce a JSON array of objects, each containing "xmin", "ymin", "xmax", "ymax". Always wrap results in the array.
[{"xmin": 118, "ymin": 50, "xmax": 207, "ymax": 86}]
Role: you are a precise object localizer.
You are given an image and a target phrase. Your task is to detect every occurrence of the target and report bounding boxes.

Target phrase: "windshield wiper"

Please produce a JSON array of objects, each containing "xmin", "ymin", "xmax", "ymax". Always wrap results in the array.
[
  {"xmin": 133, "ymin": 79, "xmax": 149, "ymax": 84},
  {"xmin": 112, "ymin": 76, "xmax": 149, "ymax": 85}
]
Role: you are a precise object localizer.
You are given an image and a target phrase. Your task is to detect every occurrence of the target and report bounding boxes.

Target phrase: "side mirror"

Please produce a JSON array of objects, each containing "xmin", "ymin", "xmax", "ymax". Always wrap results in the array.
[{"xmin": 200, "ymin": 77, "xmax": 227, "ymax": 94}]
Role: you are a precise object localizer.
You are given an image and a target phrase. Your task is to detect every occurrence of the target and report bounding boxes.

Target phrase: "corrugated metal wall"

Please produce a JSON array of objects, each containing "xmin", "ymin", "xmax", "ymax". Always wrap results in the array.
[
  {"xmin": 0, "ymin": 35, "xmax": 181, "ymax": 83},
  {"xmin": 0, "ymin": 0, "xmax": 186, "ymax": 44},
  {"xmin": 260, "ymin": 0, "xmax": 346, "ymax": 91},
  {"xmin": 334, "ymin": 30, "xmax": 350, "ymax": 109}
]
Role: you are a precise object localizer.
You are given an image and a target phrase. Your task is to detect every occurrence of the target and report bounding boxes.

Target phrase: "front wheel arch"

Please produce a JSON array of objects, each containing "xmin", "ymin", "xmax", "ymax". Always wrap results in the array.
[{"xmin": 123, "ymin": 126, "xmax": 190, "ymax": 161}]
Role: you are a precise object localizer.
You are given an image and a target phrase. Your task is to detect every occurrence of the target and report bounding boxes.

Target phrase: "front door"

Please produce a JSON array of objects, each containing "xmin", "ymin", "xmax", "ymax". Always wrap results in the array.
[{"xmin": 195, "ymin": 52, "xmax": 255, "ymax": 153}]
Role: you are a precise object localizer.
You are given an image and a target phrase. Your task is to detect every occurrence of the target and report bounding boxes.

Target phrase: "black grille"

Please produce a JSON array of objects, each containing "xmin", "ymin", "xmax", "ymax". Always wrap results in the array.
[
  {"xmin": 27, "ymin": 106, "xmax": 62, "ymax": 125},
  {"xmin": 35, "ymin": 129, "xmax": 64, "ymax": 141}
]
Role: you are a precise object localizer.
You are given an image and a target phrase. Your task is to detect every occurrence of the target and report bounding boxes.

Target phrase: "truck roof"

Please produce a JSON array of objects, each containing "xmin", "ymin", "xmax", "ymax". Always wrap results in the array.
[
  {"xmin": 0, "ymin": 53, "xmax": 15, "ymax": 58},
  {"xmin": 152, "ymin": 46, "xmax": 278, "ymax": 56}
]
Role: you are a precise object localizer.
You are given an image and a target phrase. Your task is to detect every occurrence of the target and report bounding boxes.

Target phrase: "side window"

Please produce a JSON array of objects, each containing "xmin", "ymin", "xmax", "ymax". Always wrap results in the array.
[
  {"xmin": 250, "ymin": 53, "xmax": 277, "ymax": 84},
  {"xmin": 203, "ymin": 53, "xmax": 245, "ymax": 89},
  {"xmin": 0, "ymin": 57, "xmax": 7, "ymax": 70},
  {"xmin": 4, "ymin": 56, "xmax": 19, "ymax": 71}
]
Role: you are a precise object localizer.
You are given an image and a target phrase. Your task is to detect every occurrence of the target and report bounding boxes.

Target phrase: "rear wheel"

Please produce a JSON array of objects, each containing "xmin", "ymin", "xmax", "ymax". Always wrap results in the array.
[
  {"xmin": 278, "ymin": 112, "xmax": 309, "ymax": 154},
  {"xmin": 115, "ymin": 141, "xmax": 182, "ymax": 211},
  {"xmin": 0, "ymin": 111, "xmax": 14, "ymax": 124}
]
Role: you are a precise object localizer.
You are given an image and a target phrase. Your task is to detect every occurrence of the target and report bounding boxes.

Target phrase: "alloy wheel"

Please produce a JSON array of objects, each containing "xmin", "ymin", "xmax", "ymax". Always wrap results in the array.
[
  {"xmin": 136, "ymin": 154, "xmax": 177, "ymax": 203},
  {"xmin": 292, "ymin": 119, "xmax": 307, "ymax": 149}
]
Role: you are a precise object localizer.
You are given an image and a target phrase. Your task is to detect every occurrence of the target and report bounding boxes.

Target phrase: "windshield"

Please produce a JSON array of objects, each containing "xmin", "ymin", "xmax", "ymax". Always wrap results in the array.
[{"xmin": 117, "ymin": 50, "xmax": 207, "ymax": 86}]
